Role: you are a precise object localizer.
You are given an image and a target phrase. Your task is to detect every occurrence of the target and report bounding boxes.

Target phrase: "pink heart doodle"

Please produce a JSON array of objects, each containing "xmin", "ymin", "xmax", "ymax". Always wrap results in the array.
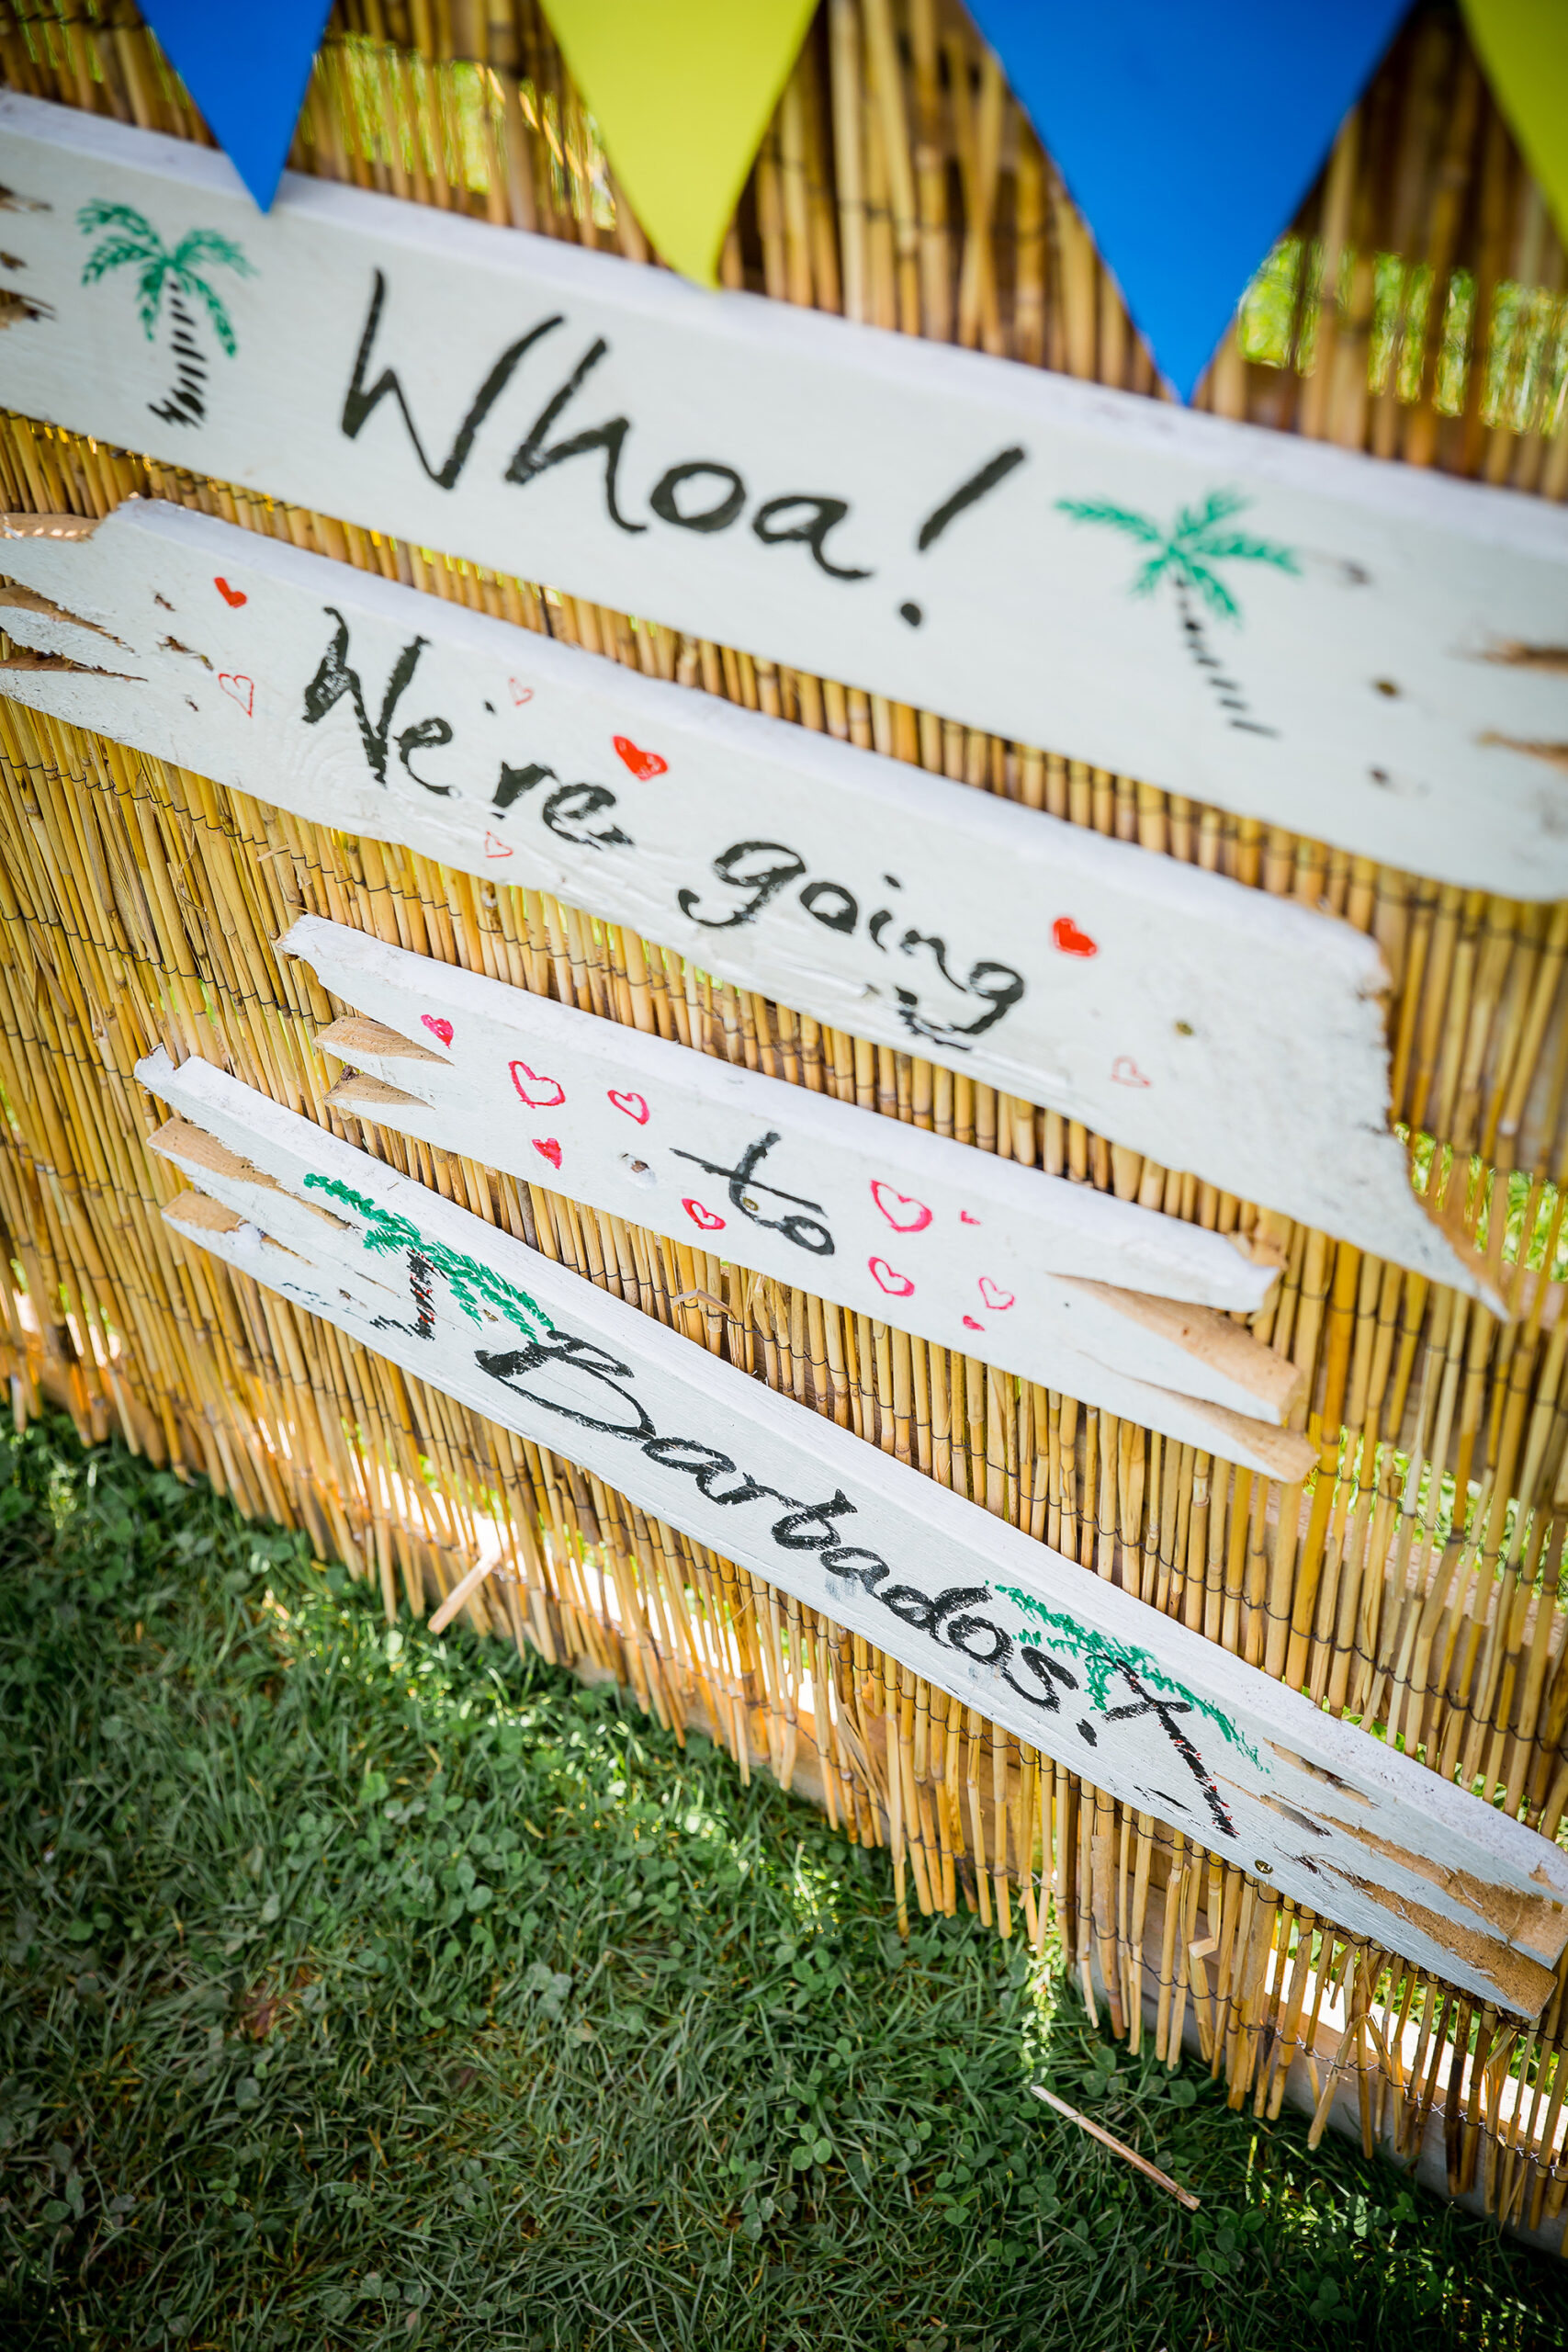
[
  {"xmin": 962, "ymin": 1315, "xmax": 983, "ymax": 1332},
  {"xmin": 219, "ymin": 673, "xmax": 254, "ymax": 716},
  {"xmin": 960, "ymin": 1211, "xmax": 981, "ymax": 1226},
  {"xmin": 511, "ymin": 1059, "xmax": 566, "ymax": 1109},
  {"xmin": 484, "ymin": 831, "xmax": 513, "ymax": 859},
  {"xmin": 1111, "ymin": 1056, "xmax": 1151, "ymax": 1088},
  {"xmin": 608, "ymin": 1089, "xmax": 650, "ymax": 1125},
  {"xmin": 509, "ymin": 678, "xmax": 534, "ymax": 706},
  {"xmin": 421, "ymin": 1015, "xmax": 454, "ymax": 1047},
  {"xmin": 870, "ymin": 1180, "xmax": 932, "ymax": 1234},
  {"xmin": 533, "ymin": 1138, "xmax": 562, "ymax": 1170},
  {"xmin": 868, "ymin": 1256, "xmax": 915, "ymax": 1299},
  {"xmin": 683, "ymin": 1198, "xmax": 726, "ymax": 1232},
  {"xmin": 978, "ymin": 1277, "xmax": 1015, "ymax": 1311}
]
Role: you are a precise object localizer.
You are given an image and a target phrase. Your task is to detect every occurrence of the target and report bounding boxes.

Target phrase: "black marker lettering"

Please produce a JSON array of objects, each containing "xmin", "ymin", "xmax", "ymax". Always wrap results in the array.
[
  {"xmin": 1001, "ymin": 1646, "xmax": 1077, "ymax": 1711},
  {"xmin": 916, "ymin": 446, "xmax": 1027, "ymax": 551},
  {"xmin": 679, "ymin": 842, "xmax": 805, "ymax": 930},
  {"xmin": 541, "ymin": 782, "xmax": 632, "ymax": 849},
  {"xmin": 650, "ymin": 460, "xmax": 746, "ymax": 533},
  {"xmin": 799, "ymin": 879, "xmax": 859, "ymax": 934},
  {"xmin": 671, "ymin": 1131, "xmax": 835, "ymax": 1258},
  {"xmin": 770, "ymin": 1491, "xmax": 857, "ymax": 1551},
  {"xmin": 751, "ymin": 494, "xmax": 873, "ymax": 582},
  {"xmin": 491, "ymin": 758, "xmax": 554, "ymax": 812},
  {"xmin": 342, "ymin": 271, "xmax": 561, "ymax": 490},
  {"xmin": 820, "ymin": 1544, "xmax": 892, "ymax": 1597},
  {"xmin": 942, "ymin": 1611, "xmax": 1010, "ymax": 1667},
  {"xmin": 504, "ymin": 338, "xmax": 647, "ymax": 534},
  {"xmin": 477, "ymin": 1333, "xmax": 656, "ymax": 1441},
  {"xmin": 397, "ymin": 714, "xmax": 455, "ymax": 795},
  {"xmin": 640, "ymin": 1435, "xmax": 778, "ymax": 1507},
  {"xmin": 301, "ymin": 608, "xmax": 427, "ymax": 786}
]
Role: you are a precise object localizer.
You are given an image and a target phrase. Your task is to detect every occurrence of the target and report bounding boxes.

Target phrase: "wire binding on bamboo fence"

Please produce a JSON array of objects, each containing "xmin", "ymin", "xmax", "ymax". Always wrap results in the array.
[{"xmin": 5, "ymin": 0, "xmax": 1568, "ymax": 2236}]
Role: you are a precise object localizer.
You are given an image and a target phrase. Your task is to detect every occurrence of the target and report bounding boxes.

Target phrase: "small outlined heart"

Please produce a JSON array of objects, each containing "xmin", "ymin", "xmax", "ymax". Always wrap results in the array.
[
  {"xmin": 1052, "ymin": 915, "xmax": 1099, "ymax": 958},
  {"xmin": 1111, "ymin": 1056, "xmax": 1151, "ymax": 1088},
  {"xmin": 484, "ymin": 831, "xmax": 513, "ymax": 858},
  {"xmin": 214, "ymin": 576, "xmax": 246, "ymax": 607},
  {"xmin": 218, "ymin": 673, "xmax": 254, "ymax": 716},
  {"xmin": 960, "ymin": 1211, "xmax": 981, "ymax": 1226},
  {"xmin": 868, "ymin": 1256, "xmax": 915, "ymax": 1299},
  {"xmin": 509, "ymin": 678, "xmax": 534, "ymax": 706},
  {"xmin": 962, "ymin": 1315, "xmax": 984, "ymax": 1332},
  {"xmin": 533, "ymin": 1138, "xmax": 562, "ymax": 1170},
  {"xmin": 683, "ymin": 1197, "xmax": 726, "ymax": 1231},
  {"xmin": 421, "ymin": 1015, "xmax": 454, "ymax": 1047},
  {"xmin": 511, "ymin": 1060, "xmax": 566, "ymax": 1109},
  {"xmin": 870, "ymin": 1180, "xmax": 932, "ymax": 1234},
  {"xmin": 608, "ymin": 1089, "xmax": 649, "ymax": 1125},
  {"xmin": 978, "ymin": 1277, "xmax": 1015, "ymax": 1311},
  {"xmin": 614, "ymin": 735, "xmax": 668, "ymax": 782}
]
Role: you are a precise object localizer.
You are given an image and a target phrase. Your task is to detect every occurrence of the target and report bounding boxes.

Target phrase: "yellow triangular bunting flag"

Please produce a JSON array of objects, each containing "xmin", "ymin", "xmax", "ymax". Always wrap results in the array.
[
  {"xmin": 1463, "ymin": 0, "xmax": 1568, "ymax": 254},
  {"xmin": 540, "ymin": 0, "xmax": 817, "ymax": 286}
]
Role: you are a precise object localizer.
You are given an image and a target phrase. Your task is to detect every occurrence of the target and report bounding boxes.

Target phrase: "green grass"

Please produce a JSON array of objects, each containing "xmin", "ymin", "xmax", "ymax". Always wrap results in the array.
[{"xmin": 1, "ymin": 1419, "xmax": 1564, "ymax": 2350}]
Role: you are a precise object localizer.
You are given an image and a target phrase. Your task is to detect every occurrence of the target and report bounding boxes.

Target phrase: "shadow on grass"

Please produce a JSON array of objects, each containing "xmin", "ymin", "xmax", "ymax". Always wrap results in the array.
[{"xmin": 0, "ymin": 1418, "xmax": 1563, "ymax": 2349}]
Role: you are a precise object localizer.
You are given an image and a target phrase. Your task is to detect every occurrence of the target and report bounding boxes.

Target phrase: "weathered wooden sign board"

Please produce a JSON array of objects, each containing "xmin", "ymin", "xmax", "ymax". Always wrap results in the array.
[
  {"xmin": 1, "ymin": 94, "xmax": 1565, "ymax": 896},
  {"xmin": 137, "ymin": 1046, "xmax": 1568, "ymax": 2016},
  {"xmin": 0, "ymin": 498, "xmax": 1493, "ymax": 1301},
  {"xmin": 283, "ymin": 912, "xmax": 1310, "ymax": 1477}
]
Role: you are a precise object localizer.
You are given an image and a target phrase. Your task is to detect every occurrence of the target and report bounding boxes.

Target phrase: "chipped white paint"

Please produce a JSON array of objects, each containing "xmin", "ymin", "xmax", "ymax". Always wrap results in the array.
[
  {"xmin": 0, "ymin": 498, "xmax": 1492, "ymax": 1299},
  {"xmin": 138, "ymin": 1046, "xmax": 1568, "ymax": 2017},
  {"xmin": 282, "ymin": 912, "xmax": 1310, "ymax": 1478},
  {"xmin": 2, "ymin": 94, "xmax": 1567, "ymax": 896}
]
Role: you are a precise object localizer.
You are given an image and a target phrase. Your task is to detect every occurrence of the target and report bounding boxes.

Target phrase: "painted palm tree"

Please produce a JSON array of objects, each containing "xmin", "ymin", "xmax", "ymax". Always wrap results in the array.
[
  {"xmin": 1056, "ymin": 489, "xmax": 1300, "ymax": 734},
  {"xmin": 77, "ymin": 200, "xmax": 254, "ymax": 429},
  {"xmin": 1055, "ymin": 488, "xmax": 1299, "ymax": 623}
]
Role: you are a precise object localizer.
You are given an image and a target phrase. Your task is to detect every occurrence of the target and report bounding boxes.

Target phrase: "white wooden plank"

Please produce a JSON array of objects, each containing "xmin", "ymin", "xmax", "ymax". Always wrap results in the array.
[
  {"xmin": 281, "ymin": 911, "xmax": 1310, "ymax": 1478},
  {"xmin": 2, "ymin": 93, "xmax": 1565, "ymax": 897},
  {"xmin": 0, "ymin": 497, "xmax": 1495, "ymax": 1301},
  {"xmin": 135, "ymin": 1046, "xmax": 1568, "ymax": 2018}
]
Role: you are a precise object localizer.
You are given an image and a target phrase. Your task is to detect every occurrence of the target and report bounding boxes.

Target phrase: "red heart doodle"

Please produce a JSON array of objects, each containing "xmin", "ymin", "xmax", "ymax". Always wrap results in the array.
[
  {"xmin": 978, "ymin": 1277, "xmax": 1015, "ymax": 1311},
  {"xmin": 608, "ymin": 1089, "xmax": 649, "ymax": 1125},
  {"xmin": 509, "ymin": 678, "xmax": 534, "ymax": 706},
  {"xmin": 533, "ymin": 1138, "xmax": 562, "ymax": 1170},
  {"xmin": 1052, "ymin": 915, "xmax": 1099, "ymax": 958},
  {"xmin": 614, "ymin": 735, "xmax": 668, "ymax": 782},
  {"xmin": 218, "ymin": 673, "xmax": 254, "ymax": 716},
  {"xmin": 870, "ymin": 1180, "xmax": 932, "ymax": 1234},
  {"xmin": 214, "ymin": 576, "xmax": 247, "ymax": 608},
  {"xmin": 960, "ymin": 1211, "xmax": 981, "ymax": 1226},
  {"xmin": 962, "ymin": 1315, "xmax": 984, "ymax": 1332},
  {"xmin": 683, "ymin": 1197, "xmax": 726, "ymax": 1231},
  {"xmin": 484, "ymin": 831, "xmax": 513, "ymax": 858},
  {"xmin": 511, "ymin": 1059, "xmax": 566, "ymax": 1109},
  {"xmin": 1111, "ymin": 1056, "xmax": 1151, "ymax": 1088},
  {"xmin": 868, "ymin": 1256, "xmax": 915, "ymax": 1299},
  {"xmin": 421, "ymin": 1015, "xmax": 454, "ymax": 1047}
]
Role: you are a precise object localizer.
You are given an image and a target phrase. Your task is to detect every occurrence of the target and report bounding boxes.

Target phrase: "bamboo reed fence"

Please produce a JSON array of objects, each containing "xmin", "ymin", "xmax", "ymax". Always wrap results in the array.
[{"xmin": 4, "ymin": 0, "xmax": 1568, "ymax": 2236}]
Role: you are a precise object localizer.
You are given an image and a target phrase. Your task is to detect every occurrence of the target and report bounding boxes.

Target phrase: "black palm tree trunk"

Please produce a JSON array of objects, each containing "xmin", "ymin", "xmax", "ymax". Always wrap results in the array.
[
  {"xmin": 147, "ymin": 288, "xmax": 208, "ymax": 427},
  {"xmin": 1171, "ymin": 575, "xmax": 1275, "ymax": 738}
]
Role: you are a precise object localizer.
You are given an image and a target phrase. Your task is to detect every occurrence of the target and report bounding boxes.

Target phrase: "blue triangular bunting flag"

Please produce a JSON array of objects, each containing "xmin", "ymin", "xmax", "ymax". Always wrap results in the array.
[
  {"xmin": 140, "ymin": 0, "xmax": 335, "ymax": 211},
  {"xmin": 964, "ymin": 0, "xmax": 1414, "ymax": 399}
]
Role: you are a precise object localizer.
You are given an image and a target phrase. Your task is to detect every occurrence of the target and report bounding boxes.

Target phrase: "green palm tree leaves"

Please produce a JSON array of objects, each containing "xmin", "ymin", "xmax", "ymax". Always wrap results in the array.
[
  {"xmin": 1056, "ymin": 487, "xmax": 1299, "ymax": 623},
  {"xmin": 77, "ymin": 198, "xmax": 254, "ymax": 355}
]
